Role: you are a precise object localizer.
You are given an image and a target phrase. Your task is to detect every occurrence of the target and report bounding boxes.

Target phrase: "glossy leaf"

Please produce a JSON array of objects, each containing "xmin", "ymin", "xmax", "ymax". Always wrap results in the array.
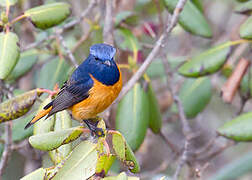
[
  {"xmin": 0, "ymin": 32, "xmax": 20, "ymax": 79},
  {"xmin": 102, "ymin": 172, "xmax": 140, "ymax": 180},
  {"xmin": 29, "ymin": 126, "xmax": 83, "ymax": 151},
  {"xmin": 0, "ymin": 89, "xmax": 42, "ymax": 123},
  {"xmin": 179, "ymin": 77, "xmax": 212, "ymax": 118},
  {"xmin": 20, "ymin": 168, "xmax": 46, "ymax": 180},
  {"xmin": 112, "ymin": 132, "xmax": 140, "ymax": 173},
  {"xmin": 178, "ymin": 41, "xmax": 244, "ymax": 77},
  {"xmin": 164, "ymin": 0, "xmax": 212, "ymax": 38},
  {"xmin": 49, "ymin": 110, "xmax": 72, "ymax": 164},
  {"xmin": 116, "ymin": 27, "xmax": 140, "ymax": 53},
  {"xmin": 53, "ymin": 141, "xmax": 97, "ymax": 180},
  {"xmin": 115, "ymin": 11, "xmax": 138, "ymax": 27},
  {"xmin": 96, "ymin": 154, "xmax": 116, "ymax": 176},
  {"xmin": 191, "ymin": 0, "xmax": 203, "ymax": 12},
  {"xmin": 12, "ymin": 112, "xmax": 35, "ymax": 142},
  {"xmin": 24, "ymin": 2, "xmax": 71, "ymax": 30},
  {"xmin": 0, "ymin": 0, "xmax": 17, "ymax": 7},
  {"xmin": 33, "ymin": 97, "xmax": 55, "ymax": 135},
  {"xmin": 235, "ymin": 1, "xmax": 252, "ymax": 14},
  {"xmin": 147, "ymin": 83, "xmax": 162, "ymax": 134},
  {"xmin": 240, "ymin": 17, "xmax": 252, "ymax": 39},
  {"xmin": 7, "ymin": 49, "xmax": 38, "ymax": 81},
  {"xmin": 36, "ymin": 58, "xmax": 70, "ymax": 89},
  {"xmin": 116, "ymin": 83, "xmax": 149, "ymax": 151},
  {"xmin": 218, "ymin": 112, "xmax": 252, "ymax": 141},
  {"xmin": 236, "ymin": 0, "xmax": 250, "ymax": 2},
  {"xmin": 240, "ymin": 68, "xmax": 252, "ymax": 98}
]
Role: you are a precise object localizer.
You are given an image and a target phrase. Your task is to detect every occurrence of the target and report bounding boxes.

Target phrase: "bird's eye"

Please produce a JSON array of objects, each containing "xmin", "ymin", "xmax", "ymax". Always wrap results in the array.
[{"xmin": 95, "ymin": 57, "xmax": 99, "ymax": 61}]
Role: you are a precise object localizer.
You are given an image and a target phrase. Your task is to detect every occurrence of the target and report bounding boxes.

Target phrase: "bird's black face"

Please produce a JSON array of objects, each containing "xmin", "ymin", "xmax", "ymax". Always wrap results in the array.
[
  {"xmin": 93, "ymin": 56, "xmax": 114, "ymax": 67},
  {"xmin": 90, "ymin": 43, "xmax": 116, "ymax": 67}
]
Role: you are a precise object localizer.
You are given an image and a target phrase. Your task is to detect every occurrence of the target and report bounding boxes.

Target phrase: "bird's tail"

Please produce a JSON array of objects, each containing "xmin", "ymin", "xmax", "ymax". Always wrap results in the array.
[{"xmin": 25, "ymin": 106, "xmax": 52, "ymax": 129}]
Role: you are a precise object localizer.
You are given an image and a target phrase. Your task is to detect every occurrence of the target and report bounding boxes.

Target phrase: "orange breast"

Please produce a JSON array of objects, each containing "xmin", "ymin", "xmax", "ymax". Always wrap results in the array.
[{"xmin": 70, "ymin": 68, "xmax": 122, "ymax": 121}]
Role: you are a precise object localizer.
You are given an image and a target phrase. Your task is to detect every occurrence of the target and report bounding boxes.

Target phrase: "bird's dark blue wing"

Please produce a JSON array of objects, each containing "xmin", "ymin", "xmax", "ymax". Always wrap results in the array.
[{"xmin": 46, "ymin": 75, "xmax": 93, "ymax": 117}]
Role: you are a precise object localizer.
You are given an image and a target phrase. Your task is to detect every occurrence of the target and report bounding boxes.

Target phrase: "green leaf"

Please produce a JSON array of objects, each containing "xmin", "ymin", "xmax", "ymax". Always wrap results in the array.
[
  {"xmin": 33, "ymin": 97, "xmax": 55, "ymax": 135},
  {"xmin": 178, "ymin": 41, "xmax": 244, "ymax": 77},
  {"xmin": 96, "ymin": 154, "xmax": 116, "ymax": 176},
  {"xmin": 49, "ymin": 110, "xmax": 72, "ymax": 164},
  {"xmin": 240, "ymin": 68, "xmax": 252, "ymax": 98},
  {"xmin": 190, "ymin": 0, "xmax": 203, "ymax": 12},
  {"xmin": 24, "ymin": 2, "xmax": 71, "ymax": 30},
  {"xmin": 164, "ymin": 0, "xmax": 212, "ymax": 38},
  {"xmin": 115, "ymin": 11, "xmax": 138, "ymax": 27},
  {"xmin": 218, "ymin": 112, "xmax": 252, "ymax": 141},
  {"xmin": 209, "ymin": 152, "xmax": 252, "ymax": 180},
  {"xmin": 179, "ymin": 77, "xmax": 212, "ymax": 118},
  {"xmin": 102, "ymin": 172, "xmax": 140, "ymax": 180},
  {"xmin": 20, "ymin": 168, "xmax": 46, "ymax": 180},
  {"xmin": 29, "ymin": 126, "xmax": 83, "ymax": 151},
  {"xmin": 112, "ymin": 132, "xmax": 140, "ymax": 173},
  {"xmin": 0, "ymin": 89, "xmax": 42, "ymax": 123},
  {"xmin": 12, "ymin": 111, "xmax": 35, "ymax": 142},
  {"xmin": 116, "ymin": 83, "xmax": 149, "ymax": 151},
  {"xmin": 240, "ymin": 17, "xmax": 252, "ymax": 39},
  {"xmin": 235, "ymin": 1, "xmax": 252, "ymax": 14},
  {"xmin": 0, "ymin": 32, "xmax": 20, "ymax": 79},
  {"xmin": 147, "ymin": 83, "xmax": 162, "ymax": 134},
  {"xmin": 53, "ymin": 141, "xmax": 97, "ymax": 180},
  {"xmin": 236, "ymin": 0, "xmax": 250, "ymax": 3},
  {"xmin": 0, "ymin": 0, "xmax": 17, "ymax": 7},
  {"xmin": 115, "ymin": 27, "xmax": 140, "ymax": 53},
  {"xmin": 36, "ymin": 57, "xmax": 70, "ymax": 89},
  {"xmin": 7, "ymin": 49, "xmax": 38, "ymax": 81}
]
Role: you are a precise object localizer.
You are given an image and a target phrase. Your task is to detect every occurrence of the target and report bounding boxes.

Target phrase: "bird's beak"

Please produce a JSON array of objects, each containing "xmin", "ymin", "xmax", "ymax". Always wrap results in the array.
[{"xmin": 104, "ymin": 60, "xmax": 111, "ymax": 66}]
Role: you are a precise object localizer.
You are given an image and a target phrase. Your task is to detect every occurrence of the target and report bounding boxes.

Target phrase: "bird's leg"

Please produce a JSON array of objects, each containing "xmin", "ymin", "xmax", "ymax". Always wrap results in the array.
[{"xmin": 83, "ymin": 119, "xmax": 105, "ymax": 137}]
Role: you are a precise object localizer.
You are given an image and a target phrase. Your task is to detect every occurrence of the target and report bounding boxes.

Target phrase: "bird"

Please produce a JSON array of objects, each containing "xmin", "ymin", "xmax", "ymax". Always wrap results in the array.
[{"xmin": 25, "ymin": 43, "xmax": 122, "ymax": 137}]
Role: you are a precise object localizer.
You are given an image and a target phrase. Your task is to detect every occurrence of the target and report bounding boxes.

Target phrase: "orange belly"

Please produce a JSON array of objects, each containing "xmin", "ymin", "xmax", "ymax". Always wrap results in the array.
[{"xmin": 69, "ymin": 71, "xmax": 122, "ymax": 121}]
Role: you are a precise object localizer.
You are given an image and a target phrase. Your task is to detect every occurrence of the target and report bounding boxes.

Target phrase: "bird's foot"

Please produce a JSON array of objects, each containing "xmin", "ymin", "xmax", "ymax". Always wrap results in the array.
[{"xmin": 83, "ymin": 120, "xmax": 105, "ymax": 137}]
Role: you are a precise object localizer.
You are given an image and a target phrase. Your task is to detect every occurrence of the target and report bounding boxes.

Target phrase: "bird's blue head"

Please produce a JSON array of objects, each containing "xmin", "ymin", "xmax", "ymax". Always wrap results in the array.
[
  {"xmin": 90, "ymin": 44, "xmax": 116, "ymax": 62},
  {"xmin": 72, "ymin": 43, "xmax": 120, "ymax": 86}
]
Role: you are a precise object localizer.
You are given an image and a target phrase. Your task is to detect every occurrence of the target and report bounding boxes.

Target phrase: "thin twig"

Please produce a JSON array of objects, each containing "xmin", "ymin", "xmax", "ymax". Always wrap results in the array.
[
  {"xmin": 161, "ymin": 56, "xmax": 193, "ymax": 180},
  {"xmin": 72, "ymin": 29, "xmax": 91, "ymax": 53},
  {"xmin": 22, "ymin": 0, "xmax": 98, "ymax": 52},
  {"xmin": 173, "ymin": 141, "xmax": 189, "ymax": 179},
  {"xmin": 56, "ymin": 32, "xmax": 78, "ymax": 68},
  {"xmin": 59, "ymin": 0, "xmax": 98, "ymax": 33},
  {"xmin": 115, "ymin": 0, "xmax": 188, "ymax": 104},
  {"xmin": 0, "ymin": 82, "xmax": 13, "ymax": 177},
  {"xmin": 0, "ymin": 122, "xmax": 12, "ymax": 177},
  {"xmin": 159, "ymin": 131, "xmax": 180, "ymax": 155},
  {"xmin": 195, "ymin": 134, "xmax": 219, "ymax": 156},
  {"xmin": 197, "ymin": 140, "xmax": 235, "ymax": 161},
  {"xmin": 103, "ymin": 0, "xmax": 114, "ymax": 45}
]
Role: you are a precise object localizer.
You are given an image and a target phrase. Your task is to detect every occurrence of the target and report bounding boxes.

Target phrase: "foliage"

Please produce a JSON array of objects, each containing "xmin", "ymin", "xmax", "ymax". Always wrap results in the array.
[{"xmin": 0, "ymin": 0, "xmax": 252, "ymax": 179}]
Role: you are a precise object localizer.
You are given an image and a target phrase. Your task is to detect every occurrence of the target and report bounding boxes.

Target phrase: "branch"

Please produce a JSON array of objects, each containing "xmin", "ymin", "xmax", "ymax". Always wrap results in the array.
[
  {"xmin": 22, "ymin": 0, "xmax": 98, "ymax": 52},
  {"xmin": 115, "ymin": 0, "xmax": 188, "ymax": 104},
  {"xmin": 59, "ymin": 0, "xmax": 98, "ymax": 32},
  {"xmin": 56, "ymin": 32, "xmax": 78, "ymax": 68},
  {"xmin": 0, "ymin": 122, "xmax": 12, "ymax": 177},
  {"xmin": 103, "ymin": 0, "xmax": 114, "ymax": 45},
  {"xmin": 0, "ymin": 86, "xmax": 13, "ymax": 177}
]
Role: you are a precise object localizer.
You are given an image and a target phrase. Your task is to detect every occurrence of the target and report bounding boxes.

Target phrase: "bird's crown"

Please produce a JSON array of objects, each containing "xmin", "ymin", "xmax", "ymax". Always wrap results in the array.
[{"xmin": 90, "ymin": 43, "xmax": 116, "ymax": 60}]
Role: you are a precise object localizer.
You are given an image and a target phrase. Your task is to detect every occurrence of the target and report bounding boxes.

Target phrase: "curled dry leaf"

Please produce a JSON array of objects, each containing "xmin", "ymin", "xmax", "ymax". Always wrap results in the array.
[
  {"xmin": 221, "ymin": 58, "xmax": 250, "ymax": 103},
  {"xmin": 0, "ymin": 89, "xmax": 43, "ymax": 123}
]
